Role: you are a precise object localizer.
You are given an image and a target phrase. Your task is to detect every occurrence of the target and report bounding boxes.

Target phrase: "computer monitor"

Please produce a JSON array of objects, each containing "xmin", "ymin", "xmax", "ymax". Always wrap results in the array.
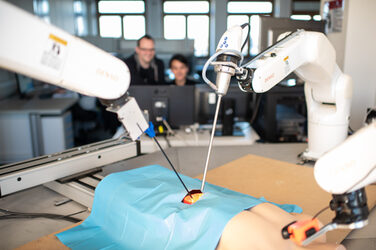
[
  {"xmin": 128, "ymin": 85, "xmax": 195, "ymax": 128},
  {"xmin": 195, "ymin": 84, "xmax": 252, "ymax": 124},
  {"xmin": 15, "ymin": 73, "xmax": 34, "ymax": 98}
]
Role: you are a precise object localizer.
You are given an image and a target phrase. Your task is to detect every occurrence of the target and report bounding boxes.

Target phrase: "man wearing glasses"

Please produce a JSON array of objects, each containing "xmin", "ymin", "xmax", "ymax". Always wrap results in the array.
[{"xmin": 124, "ymin": 35, "xmax": 165, "ymax": 85}]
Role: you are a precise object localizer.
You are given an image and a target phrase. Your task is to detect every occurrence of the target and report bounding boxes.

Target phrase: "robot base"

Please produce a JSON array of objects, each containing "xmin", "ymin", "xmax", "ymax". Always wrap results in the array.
[
  {"xmin": 299, "ymin": 149, "xmax": 321, "ymax": 162},
  {"xmin": 300, "ymin": 122, "xmax": 348, "ymax": 162}
]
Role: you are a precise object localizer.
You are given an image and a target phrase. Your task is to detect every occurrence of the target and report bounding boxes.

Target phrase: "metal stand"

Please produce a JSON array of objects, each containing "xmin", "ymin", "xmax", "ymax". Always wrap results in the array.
[{"xmin": 0, "ymin": 138, "xmax": 139, "ymax": 197}]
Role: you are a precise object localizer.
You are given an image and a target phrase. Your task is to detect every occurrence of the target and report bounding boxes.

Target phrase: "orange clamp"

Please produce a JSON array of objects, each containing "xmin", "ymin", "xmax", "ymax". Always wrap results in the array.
[{"xmin": 281, "ymin": 218, "xmax": 320, "ymax": 245}]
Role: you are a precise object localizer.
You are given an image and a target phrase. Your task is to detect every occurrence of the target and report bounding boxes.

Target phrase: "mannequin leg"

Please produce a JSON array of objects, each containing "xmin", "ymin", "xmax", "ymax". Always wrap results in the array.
[{"xmin": 217, "ymin": 203, "xmax": 345, "ymax": 250}]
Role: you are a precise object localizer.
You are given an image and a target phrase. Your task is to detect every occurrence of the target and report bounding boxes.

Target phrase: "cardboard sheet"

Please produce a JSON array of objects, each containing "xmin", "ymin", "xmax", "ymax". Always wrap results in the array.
[
  {"xmin": 18, "ymin": 154, "xmax": 376, "ymax": 248},
  {"xmin": 196, "ymin": 154, "xmax": 376, "ymax": 244}
]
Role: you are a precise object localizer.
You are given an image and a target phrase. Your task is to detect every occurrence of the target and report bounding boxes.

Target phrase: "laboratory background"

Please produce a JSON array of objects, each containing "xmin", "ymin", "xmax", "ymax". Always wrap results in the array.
[{"xmin": 0, "ymin": 0, "xmax": 375, "ymax": 249}]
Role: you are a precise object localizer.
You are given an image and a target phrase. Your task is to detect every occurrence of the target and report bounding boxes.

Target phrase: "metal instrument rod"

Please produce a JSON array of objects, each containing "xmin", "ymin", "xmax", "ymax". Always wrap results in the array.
[
  {"xmin": 302, "ymin": 219, "xmax": 368, "ymax": 246},
  {"xmin": 301, "ymin": 223, "xmax": 336, "ymax": 246},
  {"xmin": 200, "ymin": 94, "xmax": 222, "ymax": 192},
  {"xmin": 152, "ymin": 137, "xmax": 191, "ymax": 195}
]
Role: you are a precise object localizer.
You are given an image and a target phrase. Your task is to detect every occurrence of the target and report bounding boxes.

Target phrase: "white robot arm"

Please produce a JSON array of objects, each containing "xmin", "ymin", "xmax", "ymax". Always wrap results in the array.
[
  {"xmin": 315, "ymin": 122, "xmax": 376, "ymax": 195},
  {"xmin": 241, "ymin": 30, "xmax": 352, "ymax": 162},
  {"xmin": 200, "ymin": 27, "xmax": 352, "ymax": 191},
  {"xmin": 0, "ymin": 1, "xmax": 148, "ymax": 140},
  {"xmin": 241, "ymin": 30, "xmax": 352, "ymax": 161},
  {"xmin": 300, "ymin": 122, "xmax": 376, "ymax": 245},
  {"xmin": 204, "ymin": 27, "xmax": 352, "ymax": 162}
]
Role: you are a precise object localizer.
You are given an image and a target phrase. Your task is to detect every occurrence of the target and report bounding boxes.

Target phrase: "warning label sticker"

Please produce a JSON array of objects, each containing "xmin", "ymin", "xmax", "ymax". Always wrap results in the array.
[{"xmin": 40, "ymin": 34, "xmax": 68, "ymax": 71}]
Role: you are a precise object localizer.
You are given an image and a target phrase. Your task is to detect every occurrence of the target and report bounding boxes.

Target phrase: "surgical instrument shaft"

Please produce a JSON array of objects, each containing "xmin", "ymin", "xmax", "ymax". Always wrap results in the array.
[
  {"xmin": 152, "ymin": 136, "xmax": 191, "ymax": 195},
  {"xmin": 200, "ymin": 95, "xmax": 222, "ymax": 192},
  {"xmin": 137, "ymin": 123, "xmax": 192, "ymax": 197}
]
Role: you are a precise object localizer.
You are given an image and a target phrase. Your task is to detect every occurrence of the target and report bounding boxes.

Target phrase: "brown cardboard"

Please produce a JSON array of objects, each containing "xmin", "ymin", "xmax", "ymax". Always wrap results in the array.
[
  {"xmin": 18, "ymin": 154, "xmax": 376, "ymax": 248},
  {"xmin": 195, "ymin": 154, "xmax": 376, "ymax": 244}
]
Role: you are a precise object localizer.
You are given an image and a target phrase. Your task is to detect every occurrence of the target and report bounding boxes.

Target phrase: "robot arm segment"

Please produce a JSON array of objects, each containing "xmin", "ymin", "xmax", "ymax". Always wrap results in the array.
[
  {"xmin": 314, "ymin": 122, "xmax": 376, "ymax": 194},
  {"xmin": 0, "ymin": 1, "xmax": 148, "ymax": 140},
  {"xmin": 0, "ymin": 1, "xmax": 129, "ymax": 100},
  {"xmin": 236, "ymin": 30, "xmax": 352, "ymax": 160},
  {"xmin": 299, "ymin": 122, "xmax": 376, "ymax": 246},
  {"xmin": 240, "ymin": 30, "xmax": 340, "ymax": 100}
]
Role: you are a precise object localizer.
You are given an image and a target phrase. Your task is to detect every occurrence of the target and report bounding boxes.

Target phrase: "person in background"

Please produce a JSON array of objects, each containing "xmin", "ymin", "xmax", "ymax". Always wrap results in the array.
[
  {"xmin": 169, "ymin": 54, "xmax": 196, "ymax": 86},
  {"xmin": 124, "ymin": 35, "xmax": 165, "ymax": 85}
]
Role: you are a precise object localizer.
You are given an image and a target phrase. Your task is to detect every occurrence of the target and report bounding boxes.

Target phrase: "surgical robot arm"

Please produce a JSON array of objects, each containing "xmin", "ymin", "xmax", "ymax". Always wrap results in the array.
[
  {"xmin": 300, "ymin": 121, "xmax": 376, "ymax": 245},
  {"xmin": 201, "ymin": 26, "xmax": 351, "ymax": 190},
  {"xmin": 200, "ymin": 26, "xmax": 353, "ymax": 190},
  {"xmin": 0, "ymin": 1, "xmax": 148, "ymax": 140},
  {"xmin": 211, "ymin": 27, "xmax": 352, "ymax": 161}
]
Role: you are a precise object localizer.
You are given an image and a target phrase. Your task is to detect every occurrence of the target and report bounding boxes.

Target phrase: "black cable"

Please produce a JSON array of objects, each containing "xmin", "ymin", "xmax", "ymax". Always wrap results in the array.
[
  {"xmin": 0, "ymin": 207, "xmax": 86, "ymax": 223},
  {"xmin": 240, "ymin": 23, "xmax": 250, "ymax": 52},
  {"xmin": 0, "ymin": 214, "xmax": 79, "ymax": 223},
  {"xmin": 0, "ymin": 207, "xmax": 86, "ymax": 219},
  {"xmin": 249, "ymin": 94, "xmax": 262, "ymax": 125},
  {"xmin": 64, "ymin": 209, "xmax": 88, "ymax": 218},
  {"xmin": 345, "ymin": 165, "xmax": 376, "ymax": 193},
  {"xmin": 312, "ymin": 206, "xmax": 330, "ymax": 219},
  {"xmin": 348, "ymin": 126, "xmax": 354, "ymax": 135}
]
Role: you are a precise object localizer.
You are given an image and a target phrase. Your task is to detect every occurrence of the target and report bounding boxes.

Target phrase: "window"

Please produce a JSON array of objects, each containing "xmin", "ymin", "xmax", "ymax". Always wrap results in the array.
[
  {"xmin": 290, "ymin": 14, "xmax": 312, "ymax": 20},
  {"xmin": 97, "ymin": 0, "xmax": 146, "ymax": 39},
  {"xmin": 33, "ymin": 0, "xmax": 50, "ymax": 23},
  {"xmin": 227, "ymin": 1, "xmax": 273, "ymax": 56},
  {"xmin": 163, "ymin": 1, "xmax": 210, "ymax": 57},
  {"xmin": 99, "ymin": 15, "xmax": 122, "ymax": 38},
  {"xmin": 290, "ymin": 0, "xmax": 321, "ymax": 21},
  {"xmin": 164, "ymin": 15, "xmax": 186, "ymax": 39},
  {"xmin": 74, "ymin": 0, "xmax": 88, "ymax": 36},
  {"xmin": 227, "ymin": 1, "xmax": 272, "ymax": 13}
]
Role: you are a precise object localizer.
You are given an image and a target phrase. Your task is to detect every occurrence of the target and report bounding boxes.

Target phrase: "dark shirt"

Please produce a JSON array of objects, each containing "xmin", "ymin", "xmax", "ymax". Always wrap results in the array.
[
  {"xmin": 170, "ymin": 78, "xmax": 197, "ymax": 86},
  {"xmin": 124, "ymin": 54, "xmax": 165, "ymax": 85}
]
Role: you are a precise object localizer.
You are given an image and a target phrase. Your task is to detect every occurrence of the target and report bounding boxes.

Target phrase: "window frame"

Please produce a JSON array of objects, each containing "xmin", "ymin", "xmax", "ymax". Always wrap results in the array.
[
  {"xmin": 162, "ymin": 0, "xmax": 210, "ymax": 57},
  {"xmin": 96, "ymin": 0, "xmax": 147, "ymax": 40},
  {"xmin": 226, "ymin": 0, "xmax": 274, "ymax": 57}
]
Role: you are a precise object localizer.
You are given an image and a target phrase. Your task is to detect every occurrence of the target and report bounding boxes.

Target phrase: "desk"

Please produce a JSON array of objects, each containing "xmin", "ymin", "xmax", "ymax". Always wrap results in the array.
[
  {"xmin": 0, "ymin": 98, "xmax": 77, "ymax": 163},
  {"xmin": 139, "ymin": 122, "xmax": 260, "ymax": 154}
]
